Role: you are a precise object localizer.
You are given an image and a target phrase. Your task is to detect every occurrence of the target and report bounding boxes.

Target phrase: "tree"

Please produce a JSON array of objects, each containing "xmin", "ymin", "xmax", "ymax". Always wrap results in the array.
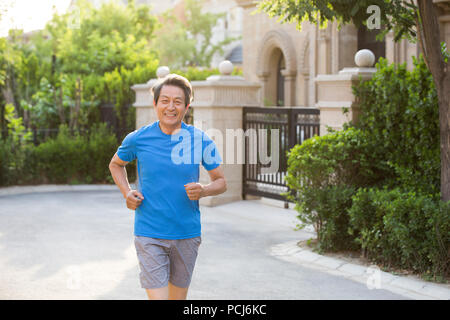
[
  {"xmin": 258, "ymin": 0, "xmax": 450, "ymax": 202},
  {"xmin": 53, "ymin": 0, "xmax": 159, "ymax": 129},
  {"xmin": 155, "ymin": 0, "xmax": 238, "ymax": 68},
  {"xmin": 0, "ymin": 0, "xmax": 159, "ymax": 131}
]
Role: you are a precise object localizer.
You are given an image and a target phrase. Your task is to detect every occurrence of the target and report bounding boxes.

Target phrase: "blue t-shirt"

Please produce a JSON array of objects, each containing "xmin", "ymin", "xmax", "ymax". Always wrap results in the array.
[{"xmin": 116, "ymin": 120, "xmax": 222, "ymax": 239}]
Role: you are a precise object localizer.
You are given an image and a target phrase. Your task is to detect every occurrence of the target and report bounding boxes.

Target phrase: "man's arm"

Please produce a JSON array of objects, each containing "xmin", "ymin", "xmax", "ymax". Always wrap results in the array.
[
  {"xmin": 184, "ymin": 166, "xmax": 227, "ymax": 200},
  {"xmin": 109, "ymin": 153, "xmax": 143, "ymax": 210}
]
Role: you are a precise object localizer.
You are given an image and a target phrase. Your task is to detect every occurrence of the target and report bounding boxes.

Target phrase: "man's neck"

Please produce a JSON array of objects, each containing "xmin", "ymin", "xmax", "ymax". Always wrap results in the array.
[{"xmin": 159, "ymin": 122, "xmax": 182, "ymax": 135}]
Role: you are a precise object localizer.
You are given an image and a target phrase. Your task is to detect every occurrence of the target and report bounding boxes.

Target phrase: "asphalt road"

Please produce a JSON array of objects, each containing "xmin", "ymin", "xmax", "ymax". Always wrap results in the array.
[{"xmin": 0, "ymin": 190, "xmax": 408, "ymax": 299}]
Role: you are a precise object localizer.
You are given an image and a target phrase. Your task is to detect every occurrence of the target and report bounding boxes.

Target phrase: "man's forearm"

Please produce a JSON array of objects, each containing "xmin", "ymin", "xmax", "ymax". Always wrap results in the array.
[
  {"xmin": 109, "ymin": 164, "xmax": 132, "ymax": 198},
  {"xmin": 201, "ymin": 178, "xmax": 227, "ymax": 198}
]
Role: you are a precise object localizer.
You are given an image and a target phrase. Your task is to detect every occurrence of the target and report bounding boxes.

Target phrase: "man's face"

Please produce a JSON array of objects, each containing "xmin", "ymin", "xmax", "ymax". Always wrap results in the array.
[{"xmin": 154, "ymin": 85, "xmax": 189, "ymax": 129}]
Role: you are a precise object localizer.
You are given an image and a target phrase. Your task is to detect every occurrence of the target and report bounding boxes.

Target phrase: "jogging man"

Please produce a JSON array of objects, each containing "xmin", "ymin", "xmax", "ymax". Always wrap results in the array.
[{"xmin": 109, "ymin": 74, "xmax": 226, "ymax": 300}]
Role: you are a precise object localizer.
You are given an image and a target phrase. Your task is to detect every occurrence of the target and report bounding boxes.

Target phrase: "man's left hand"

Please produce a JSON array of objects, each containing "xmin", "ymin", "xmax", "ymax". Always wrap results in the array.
[{"xmin": 184, "ymin": 182, "xmax": 205, "ymax": 201}]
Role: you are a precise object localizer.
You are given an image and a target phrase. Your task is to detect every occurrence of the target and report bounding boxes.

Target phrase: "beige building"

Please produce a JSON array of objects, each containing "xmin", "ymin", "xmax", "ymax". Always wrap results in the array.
[{"xmin": 236, "ymin": 0, "xmax": 450, "ymax": 109}]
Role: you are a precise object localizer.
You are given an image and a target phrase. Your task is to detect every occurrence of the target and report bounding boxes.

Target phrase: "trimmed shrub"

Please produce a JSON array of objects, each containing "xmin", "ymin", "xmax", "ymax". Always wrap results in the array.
[
  {"xmin": 1, "ymin": 123, "xmax": 136, "ymax": 187},
  {"xmin": 286, "ymin": 127, "xmax": 395, "ymax": 251},
  {"xmin": 33, "ymin": 125, "xmax": 88, "ymax": 183},
  {"xmin": 32, "ymin": 123, "xmax": 119, "ymax": 184},
  {"xmin": 349, "ymin": 187, "xmax": 450, "ymax": 278}
]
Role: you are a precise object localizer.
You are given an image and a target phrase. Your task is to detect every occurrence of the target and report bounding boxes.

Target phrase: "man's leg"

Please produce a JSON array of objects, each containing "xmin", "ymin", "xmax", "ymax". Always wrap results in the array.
[
  {"xmin": 167, "ymin": 237, "xmax": 201, "ymax": 300},
  {"xmin": 135, "ymin": 237, "xmax": 172, "ymax": 300},
  {"xmin": 145, "ymin": 283, "xmax": 187, "ymax": 300},
  {"xmin": 145, "ymin": 286, "xmax": 169, "ymax": 300},
  {"xmin": 168, "ymin": 281, "xmax": 189, "ymax": 300}
]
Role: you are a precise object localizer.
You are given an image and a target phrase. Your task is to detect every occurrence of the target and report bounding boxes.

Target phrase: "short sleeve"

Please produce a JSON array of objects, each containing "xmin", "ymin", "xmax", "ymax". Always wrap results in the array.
[
  {"xmin": 202, "ymin": 131, "xmax": 222, "ymax": 171},
  {"xmin": 117, "ymin": 130, "xmax": 137, "ymax": 162}
]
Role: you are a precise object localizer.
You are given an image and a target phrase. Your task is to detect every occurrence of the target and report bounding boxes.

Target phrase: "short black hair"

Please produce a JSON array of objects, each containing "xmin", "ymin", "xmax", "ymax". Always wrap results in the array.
[{"xmin": 151, "ymin": 73, "xmax": 193, "ymax": 108}]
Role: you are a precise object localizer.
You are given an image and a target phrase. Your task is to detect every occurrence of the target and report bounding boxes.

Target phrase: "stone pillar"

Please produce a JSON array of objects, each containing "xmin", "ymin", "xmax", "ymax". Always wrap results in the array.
[
  {"xmin": 317, "ymin": 27, "xmax": 332, "ymax": 75},
  {"xmin": 315, "ymin": 49, "xmax": 376, "ymax": 135},
  {"xmin": 191, "ymin": 61, "xmax": 261, "ymax": 206},
  {"xmin": 131, "ymin": 66, "xmax": 170, "ymax": 129},
  {"xmin": 257, "ymin": 71, "xmax": 269, "ymax": 106},
  {"xmin": 281, "ymin": 70, "xmax": 296, "ymax": 106}
]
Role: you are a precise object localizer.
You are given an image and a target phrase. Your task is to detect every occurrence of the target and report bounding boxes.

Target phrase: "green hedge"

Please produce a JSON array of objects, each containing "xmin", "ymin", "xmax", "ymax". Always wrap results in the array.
[
  {"xmin": 349, "ymin": 187, "xmax": 449, "ymax": 278},
  {"xmin": 286, "ymin": 127, "xmax": 449, "ymax": 278},
  {"xmin": 285, "ymin": 127, "xmax": 395, "ymax": 251},
  {"xmin": 0, "ymin": 123, "xmax": 136, "ymax": 186}
]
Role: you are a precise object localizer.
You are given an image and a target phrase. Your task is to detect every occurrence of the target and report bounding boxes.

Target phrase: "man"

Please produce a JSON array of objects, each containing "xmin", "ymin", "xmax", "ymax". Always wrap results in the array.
[{"xmin": 109, "ymin": 74, "xmax": 227, "ymax": 300}]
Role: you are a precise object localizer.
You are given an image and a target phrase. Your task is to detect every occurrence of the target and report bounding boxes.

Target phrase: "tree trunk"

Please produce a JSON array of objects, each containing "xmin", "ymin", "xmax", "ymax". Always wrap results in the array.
[
  {"xmin": 417, "ymin": 0, "xmax": 450, "ymax": 202},
  {"xmin": 440, "ymin": 76, "xmax": 450, "ymax": 202}
]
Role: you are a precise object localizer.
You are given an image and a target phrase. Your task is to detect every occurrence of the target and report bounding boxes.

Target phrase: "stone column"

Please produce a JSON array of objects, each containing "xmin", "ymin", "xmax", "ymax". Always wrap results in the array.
[
  {"xmin": 191, "ymin": 61, "xmax": 261, "ymax": 206},
  {"xmin": 315, "ymin": 49, "xmax": 376, "ymax": 135},
  {"xmin": 317, "ymin": 27, "xmax": 332, "ymax": 75},
  {"xmin": 257, "ymin": 71, "xmax": 269, "ymax": 106},
  {"xmin": 131, "ymin": 66, "xmax": 170, "ymax": 129},
  {"xmin": 281, "ymin": 70, "xmax": 296, "ymax": 106}
]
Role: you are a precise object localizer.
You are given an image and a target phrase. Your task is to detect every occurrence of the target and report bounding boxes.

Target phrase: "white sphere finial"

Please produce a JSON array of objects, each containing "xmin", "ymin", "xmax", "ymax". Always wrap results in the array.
[
  {"xmin": 355, "ymin": 49, "xmax": 375, "ymax": 67},
  {"xmin": 157, "ymin": 66, "xmax": 170, "ymax": 78},
  {"xmin": 219, "ymin": 60, "xmax": 233, "ymax": 75}
]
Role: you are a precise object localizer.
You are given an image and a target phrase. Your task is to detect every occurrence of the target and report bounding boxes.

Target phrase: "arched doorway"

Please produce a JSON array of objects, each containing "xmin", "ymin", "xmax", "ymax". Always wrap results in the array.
[{"xmin": 264, "ymin": 47, "xmax": 286, "ymax": 107}]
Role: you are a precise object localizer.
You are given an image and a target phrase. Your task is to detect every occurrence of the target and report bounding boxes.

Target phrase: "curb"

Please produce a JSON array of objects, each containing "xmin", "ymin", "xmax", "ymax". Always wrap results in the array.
[
  {"xmin": 269, "ymin": 240, "xmax": 450, "ymax": 300},
  {"xmin": 0, "ymin": 184, "xmax": 120, "ymax": 197}
]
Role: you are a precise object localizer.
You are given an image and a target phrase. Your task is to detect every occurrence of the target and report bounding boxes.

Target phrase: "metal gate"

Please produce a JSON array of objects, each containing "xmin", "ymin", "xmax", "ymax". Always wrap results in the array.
[{"xmin": 242, "ymin": 106, "xmax": 320, "ymax": 205}]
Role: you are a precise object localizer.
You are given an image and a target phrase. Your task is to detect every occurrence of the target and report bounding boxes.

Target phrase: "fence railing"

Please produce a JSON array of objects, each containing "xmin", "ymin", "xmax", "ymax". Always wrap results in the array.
[{"xmin": 243, "ymin": 106, "xmax": 320, "ymax": 204}]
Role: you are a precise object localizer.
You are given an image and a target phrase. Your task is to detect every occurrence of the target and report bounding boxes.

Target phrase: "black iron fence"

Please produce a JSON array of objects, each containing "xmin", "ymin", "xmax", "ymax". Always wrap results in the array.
[{"xmin": 243, "ymin": 106, "xmax": 320, "ymax": 205}]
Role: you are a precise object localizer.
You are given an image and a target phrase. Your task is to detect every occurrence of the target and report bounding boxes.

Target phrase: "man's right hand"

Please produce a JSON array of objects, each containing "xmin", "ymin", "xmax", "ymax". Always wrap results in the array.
[{"xmin": 126, "ymin": 190, "xmax": 144, "ymax": 210}]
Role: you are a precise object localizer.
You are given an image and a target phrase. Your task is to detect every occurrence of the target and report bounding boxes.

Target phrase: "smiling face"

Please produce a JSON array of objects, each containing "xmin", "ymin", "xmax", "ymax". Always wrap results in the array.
[{"xmin": 154, "ymin": 85, "xmax": 189, "ymax": 134}]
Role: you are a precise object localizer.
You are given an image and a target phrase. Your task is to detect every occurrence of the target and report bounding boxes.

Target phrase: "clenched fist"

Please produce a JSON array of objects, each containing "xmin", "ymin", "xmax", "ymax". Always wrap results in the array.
[
  {"xmin": 184, "ymin": 182, "xmax": 205, "ymax": 201},
  {"xmin": 126, "ymin": 190, "xmax": 144, "ymax": 210}
]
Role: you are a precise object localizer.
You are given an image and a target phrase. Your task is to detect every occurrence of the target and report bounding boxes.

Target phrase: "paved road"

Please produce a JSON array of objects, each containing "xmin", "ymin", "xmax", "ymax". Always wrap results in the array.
[{"xmin": 0, "ymin": 190, "xmax": 408, "ymax": 299}]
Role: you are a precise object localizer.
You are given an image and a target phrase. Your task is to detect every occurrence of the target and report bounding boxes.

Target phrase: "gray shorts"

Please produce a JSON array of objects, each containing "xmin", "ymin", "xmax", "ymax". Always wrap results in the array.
[{"xmin": 134, "ymin": 236, "xmax": 201, "ymax": 289}]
